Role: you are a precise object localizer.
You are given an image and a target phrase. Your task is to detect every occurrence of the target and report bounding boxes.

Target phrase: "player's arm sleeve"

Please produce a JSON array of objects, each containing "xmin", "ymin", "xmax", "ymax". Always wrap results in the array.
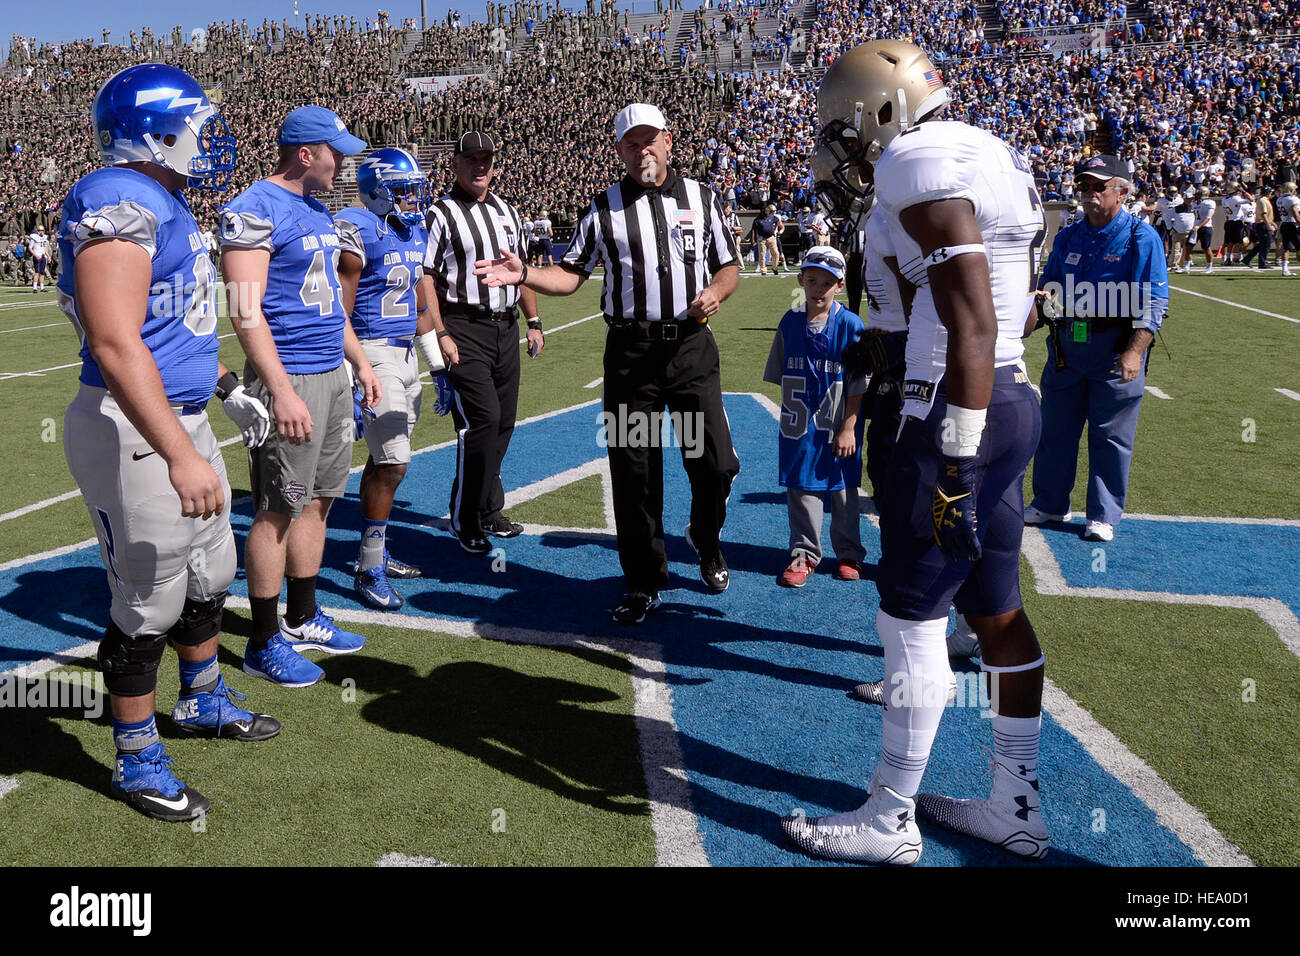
[
  {"xmin": 60, "ymin": 201, "xmax": 160, "ymax": 258},
  {"xmin": 762, "ymin": 325, "xmax": 784, "ymax": 385},
  {"xmin": 218, "ymin": 203, "xmax": 275, "ymax": 251},
  {"xmin": 1133, "ymin": 225, "xmax": 1169, "ymax": 333},
  {"xmin": 334, "ymin": 217, "xmax": 367, "ymax": 268},
  {"xmin": 560, "ymin": 201, "xmax": 602, "ymax": 277},
  {"xmin": 705, "ymin": 188, "xmax": 740, "ymax": 271}
]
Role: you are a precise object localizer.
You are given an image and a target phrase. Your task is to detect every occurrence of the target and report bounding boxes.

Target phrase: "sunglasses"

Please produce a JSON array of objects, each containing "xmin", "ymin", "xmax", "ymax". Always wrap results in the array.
[
  {"xmin": 1076, "ymin": 179, "xmax": 1114, "ymax": 193},
  {"xmin": 802, "ymin": 251, "xmax": 844, "ymax": 271}
]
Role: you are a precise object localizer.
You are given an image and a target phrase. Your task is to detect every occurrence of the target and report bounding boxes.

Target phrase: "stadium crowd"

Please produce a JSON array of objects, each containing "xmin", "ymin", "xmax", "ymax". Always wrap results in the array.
[{"xmin": 1, "ymin": 0, "xmax": 1299, "ymax": 265}]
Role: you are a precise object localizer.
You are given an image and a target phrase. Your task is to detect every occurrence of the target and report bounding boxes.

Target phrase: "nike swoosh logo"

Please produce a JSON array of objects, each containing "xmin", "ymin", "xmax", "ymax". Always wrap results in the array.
[
  {"xmin": 132, "ymin": 451, "xmax": 157, "ymax": 461},
  {"xmin": 140, "ymin": 792, "xmax": 189, "ymax": 811}
]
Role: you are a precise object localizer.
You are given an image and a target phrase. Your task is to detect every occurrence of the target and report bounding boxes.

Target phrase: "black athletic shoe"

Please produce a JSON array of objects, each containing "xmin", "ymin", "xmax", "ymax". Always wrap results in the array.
[
  {"xmin": 685, "ymin": 523, "xmax": 729, "ymax": 593},
  {"xmin": 172, "ymin": 676, "xmax": 282, "ymax": 741},
  {"xmin": 111, "ymin": 743, "xmax": 210, "ymax": 822},
  {"xmin": 612, "ymin": 591, "xmax": 662, "ymax": 626},
  {"xmin": 483, "ymin": 515, "xmax": 524, "ymax": 538},
  {"xmin": 458, "ymin": 532, "xmax": 492, "ymax": 555},
  {"xmin": 382, "ymin": 549, "xmax": 423, "ymax": 578}
]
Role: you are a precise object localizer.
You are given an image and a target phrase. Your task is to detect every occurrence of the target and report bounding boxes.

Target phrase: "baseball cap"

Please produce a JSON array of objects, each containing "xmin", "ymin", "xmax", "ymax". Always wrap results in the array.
[
  {"xmin": 279, "ymin": 105, "xmax": 367, "ymax": 154},
  {"xmin": 1076, "ymin": 154, "xmax": 1129, "ymax": 181},
  {"xmin": 614, "ymin": 103, "xmax": 666, "ymax": 142},
  {"xmin": 455, "ymin": 130, "xmax": 496, "ymax": 155},
  {"xmin": 800, "ymin": 245, "xmax": 845, "ymax": 281}
]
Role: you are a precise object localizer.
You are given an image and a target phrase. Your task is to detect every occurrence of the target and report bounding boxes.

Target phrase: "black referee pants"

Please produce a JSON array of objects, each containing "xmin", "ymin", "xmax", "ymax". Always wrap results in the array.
[
  {"xmin": 602, "ymin": 324, "xmax": 740, "ymax": 593},
  {"xmin": 445, "ymin": 313, "xmax": 520, "ymax": 538}
]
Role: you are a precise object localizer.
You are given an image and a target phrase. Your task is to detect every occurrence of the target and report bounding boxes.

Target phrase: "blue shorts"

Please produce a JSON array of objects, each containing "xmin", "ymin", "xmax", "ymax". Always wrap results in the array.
[
  {"xmin": 538, "ymin": 238, "xmax": 553, "ymax": 258},
  {"xmin": 877, "ymin": 365, "xmax": 1042, "ymax": 621},
  {"xmin": 1197, "ymin": 226, "xmax": 1214, "ymax": 251}
]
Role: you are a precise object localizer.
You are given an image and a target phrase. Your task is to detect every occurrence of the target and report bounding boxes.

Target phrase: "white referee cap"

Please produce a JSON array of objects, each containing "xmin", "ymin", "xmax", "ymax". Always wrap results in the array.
[{"xmin": 614, "ymin": 103, "xmax": 666, "ymax": 142}]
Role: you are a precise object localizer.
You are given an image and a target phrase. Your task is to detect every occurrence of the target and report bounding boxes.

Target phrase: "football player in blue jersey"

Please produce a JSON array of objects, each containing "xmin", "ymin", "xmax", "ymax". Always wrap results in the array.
[
  {"xmin": 60, "ymin": 63, "xmax": 279, "ymax": 822},
  {"xmin": 221, "ymin": 105, "xmax": 376, "ymax": 687},
  {"xmin": 336, "ymin": 147, "xmax": 439, "ymax": 609},
  {"xmin": 781, "ymin": 41, "xmax": 1049, "ymax": 864}
]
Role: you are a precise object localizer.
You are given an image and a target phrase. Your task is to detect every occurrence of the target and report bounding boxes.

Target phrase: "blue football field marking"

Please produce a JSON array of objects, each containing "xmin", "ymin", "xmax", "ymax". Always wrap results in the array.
[{"xmin": 0, "ymin": 394, "xmax": 1279, "ymax": 865}]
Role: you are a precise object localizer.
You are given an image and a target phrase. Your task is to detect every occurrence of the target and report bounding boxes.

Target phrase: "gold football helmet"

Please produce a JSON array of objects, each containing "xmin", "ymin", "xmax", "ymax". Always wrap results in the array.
[
  {"xmin": 809, "ymin": 142, "xmax": 872, "ymax": 243},
  {"xmin": 816, "ymin": 40, "xmax": 951, "ymax": 209}
]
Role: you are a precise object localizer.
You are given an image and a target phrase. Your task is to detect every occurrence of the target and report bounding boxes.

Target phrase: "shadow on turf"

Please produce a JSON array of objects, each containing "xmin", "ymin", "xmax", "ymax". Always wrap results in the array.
[
  {"xmin": 355, "ymin": 656, "xmax": 651, "ymax": 816},
  {"xmin": 0, "ymin": 566, "xmax": 108, "ymax": 668}
]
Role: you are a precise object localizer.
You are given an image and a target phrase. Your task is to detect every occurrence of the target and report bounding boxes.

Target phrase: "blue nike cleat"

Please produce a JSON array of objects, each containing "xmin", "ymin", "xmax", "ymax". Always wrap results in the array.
[
  {"xmin": 280, "ymin": 606, "xmax": 366, "ymax": 655},
  {"xmin": 355, "ymin": 564, "xmax": 404, "ymax": 610},
  {"xmin": 242, "ymin": 634, "xmax": 325, "ymax": 687},
  {"xmin": 173, "ymin": 675, "xmax": 282, "ymax": 740},
  {"xmin": 111, "ymin": 742, "xmax": 209, "ymax": 822}
]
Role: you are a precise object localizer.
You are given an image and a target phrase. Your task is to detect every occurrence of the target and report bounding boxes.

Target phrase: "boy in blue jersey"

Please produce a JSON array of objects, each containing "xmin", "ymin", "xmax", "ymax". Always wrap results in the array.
[
  {"xmin": 762, "ymin": 246, "xmax": 868, "ymax": 587},
  {"xmin": 60, "ymin": 63, "xmax": 279, "ymax": 822},
  {"xmin": 336, "ymin": 147, "xmax": 439, "ymax": 609},
  {"xmin": 221, "ymin": 105, "xmax": 377, "ymax": 687}
]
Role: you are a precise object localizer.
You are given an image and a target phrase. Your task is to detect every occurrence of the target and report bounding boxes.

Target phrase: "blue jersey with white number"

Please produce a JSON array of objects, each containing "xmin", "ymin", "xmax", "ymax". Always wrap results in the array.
[
  {"xmin": 219, "ymin": 180, "xmax": 345, "ymax": 373},
  {"xmin": 762, "ymin": 302, "xmax": 868, "ymax": 491},
  {"xmin": 334, "ymin": 207, "xmax": 427, "ymax": 339},
  {"xmin": 57, "ymin": 167, "xmax": 219, "ymax": 404}
]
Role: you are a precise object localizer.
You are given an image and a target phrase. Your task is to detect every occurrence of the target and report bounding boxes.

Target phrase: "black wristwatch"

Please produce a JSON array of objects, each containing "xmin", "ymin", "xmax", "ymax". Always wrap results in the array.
[
  {"xmin": 526, "ymin": 318, "xmax": 544, "ymax": 332},
  {"xmin": 214, "ymin": 370, "xmax": 239, "ymax": 402}
]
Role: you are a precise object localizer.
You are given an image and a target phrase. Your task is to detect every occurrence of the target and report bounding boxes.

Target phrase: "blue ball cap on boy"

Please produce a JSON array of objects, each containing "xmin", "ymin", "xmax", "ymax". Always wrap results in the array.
[{"xmin": 278, "ymin": 105, "xmax": 368, "ymax": 154}]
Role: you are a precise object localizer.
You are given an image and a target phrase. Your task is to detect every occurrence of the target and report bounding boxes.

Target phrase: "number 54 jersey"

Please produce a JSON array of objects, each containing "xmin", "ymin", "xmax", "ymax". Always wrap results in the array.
[
  {"xmin": 219, "ymin": 180, "xmax": 346, "ymax": 373},
  {"xmin": 873, "ymin": 120, "xmax": 1045, "ymax": 420},
  {"xmin": 333, "ymin": 207, "xmax": 427, "ymax": 339},
  {"xmin": 57, "ymin": 167, "xmax": 219, "ymax": 405}
]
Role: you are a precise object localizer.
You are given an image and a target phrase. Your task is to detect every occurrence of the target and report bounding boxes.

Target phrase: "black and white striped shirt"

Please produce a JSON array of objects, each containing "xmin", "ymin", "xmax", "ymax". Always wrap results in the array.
[
  {"xmin": 425, "ymin": 184, "xmax": 530, "ymax": 311},
  {"xmin": 561, "ymin": 171, "xmax": 739, "ymax": 322}
]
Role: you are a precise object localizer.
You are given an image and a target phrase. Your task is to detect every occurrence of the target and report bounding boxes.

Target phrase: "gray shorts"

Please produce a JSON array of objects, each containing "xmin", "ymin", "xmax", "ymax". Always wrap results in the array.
[
  {"xmin": 64, "ymin": 384, "xmax": 236, "ymax": 636},
  {"xmin": 245, "ymin": 362, "xmax": 352, "ymax": 517},
  {"xmin": 359, "ymin": 340, "xmax": 423, "ymax": 465}
]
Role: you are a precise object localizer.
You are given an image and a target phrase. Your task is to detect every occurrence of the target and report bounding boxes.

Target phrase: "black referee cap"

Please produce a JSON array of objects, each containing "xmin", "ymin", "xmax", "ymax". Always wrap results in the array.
[{"xmin": 455, "ymin": 131, "xmax": 496, "ymax": 156}]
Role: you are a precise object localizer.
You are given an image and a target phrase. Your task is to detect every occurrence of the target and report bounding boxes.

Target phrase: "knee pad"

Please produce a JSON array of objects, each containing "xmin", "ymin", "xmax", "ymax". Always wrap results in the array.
[
  {"xmin": 98, "ymin": 622, "xmax": 167, "ymax": 697},
  {"xmin": 167, "ymin": 591, "xmax": 227, "ymax": 647}
]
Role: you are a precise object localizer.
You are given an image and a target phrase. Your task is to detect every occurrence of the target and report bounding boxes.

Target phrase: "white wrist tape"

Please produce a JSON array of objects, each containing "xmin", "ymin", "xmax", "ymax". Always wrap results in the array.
[
  {"xmin": 923, "ymin": 243, "xmax": 988, "ymax": 268},
  {"xmin": 415, "ymin": 330, "xmax": 445, "ymax": 373},
  {"xmin": 941, "ymin": 403, "xmax": 986, "ymax": 458}
]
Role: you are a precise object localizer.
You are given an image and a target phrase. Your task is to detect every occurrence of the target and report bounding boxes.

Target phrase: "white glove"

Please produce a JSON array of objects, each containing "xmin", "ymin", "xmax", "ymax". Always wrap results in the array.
[{"xmin": 222, "ymin": 384, "xmax": 271, "ymax": 449}]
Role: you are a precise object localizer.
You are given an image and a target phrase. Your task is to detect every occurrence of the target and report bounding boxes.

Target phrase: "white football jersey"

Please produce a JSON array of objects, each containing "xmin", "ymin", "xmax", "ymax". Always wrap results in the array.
[
  {"xmin": 1240, "ymin": 199, "xmax": 1256, "ymax": 225},
  {"xmin": 873, "ymin": 121, "xmax": 1042, "ymax": 419},
  {"xmin": 1155, "ymin": 197, "xmax": 1174, "ymax": 226},
  {"xmin": 27, "ymin": 232, "xmax": 49, "ymax": 257},
  {"xmin": 863, "ymin": 211, "xmax": 907, "ymax": 333},
  {"xmin": 1277, "ymin": 194, "xmax": 1300, "ymax": 224},
  {"xmin": 1223, "ymin": 195, "xmax": 1248, "ymax": 222},
  {"xmin": 1195, "ymin": 200, "xmax": 1216, "ymax": 224}
]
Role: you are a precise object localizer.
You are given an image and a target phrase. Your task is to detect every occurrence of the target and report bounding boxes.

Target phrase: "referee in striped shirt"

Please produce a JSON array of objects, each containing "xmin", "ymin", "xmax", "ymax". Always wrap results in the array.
[
  {"xmin": 425, "ymin": 131, "xmax": 544, "ymax": 553},
  {"xmin": 476, "ymin": 104, "xmax": 741, "ymax": 625}
]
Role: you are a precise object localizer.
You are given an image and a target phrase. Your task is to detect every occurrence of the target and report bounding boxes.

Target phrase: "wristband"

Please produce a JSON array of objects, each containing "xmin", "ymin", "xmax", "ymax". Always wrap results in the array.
[
  {"xmin": 214, "ymin": 370, "xmax": 239, "ymax": 402},
  {"xmin": 415, "ymin": 329, "xmax": 445, "ymax": 373},
  {"xmin": 526, "ymin": 317, "xmax": 543, "ymax": 331},
  {"xmin": 436, "ymin": 329, "xmax": 452, "ymax": 339},
  {"xmin": 516, "ymin": 261, "xmax": 529, "ymax": 287},
  {"xmin": 923, "ymin": 243, "xmax": 988, "ymax": 268},
  {"xmin": 940, "ymin": 403, "xmax": 986, "ymax": 458}
]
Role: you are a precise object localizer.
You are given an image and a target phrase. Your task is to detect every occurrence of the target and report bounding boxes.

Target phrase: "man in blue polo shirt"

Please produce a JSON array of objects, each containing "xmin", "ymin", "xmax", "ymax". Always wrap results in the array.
[
  {"xmin": 221, "ymin": 105, "xmax": 379, "ymax": 685},
  {"xmin": 1027, "ymin": 154, "xmax": 1169, "ymax": 542}
]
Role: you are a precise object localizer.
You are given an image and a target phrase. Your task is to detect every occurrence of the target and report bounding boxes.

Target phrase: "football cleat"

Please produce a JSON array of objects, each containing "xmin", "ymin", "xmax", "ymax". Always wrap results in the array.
[
  {"xmin": 916, "ymin": 763, "xmax": 1050, "ymax": 860},
  {"xmin": 355, "ymin": 565, "xmax": 403, "ymax": 610},
  {"xmin": 172, "ymin": 675, "xmax": 281, "ymax": 741},
  {"xmin": 1082, "ymin": 520, "xmax": 1114, "ymax": 542},
  {"xmin": 612, "ymin": 591, "xmax": 662, "ymax": 626},
  {"xmin": 382, "ymin": 550, "xmax": 423, "ymax": 579},
  {"xmin": 242, "ymin": 635, "xmax": 325, "ymax": 688},
  {"xmin": 850, "ymin": 675, "xmax": 958, "ymax": 707},
  {"xmin": 111, "ymin": 742, "xmax": 209, "ymax": 822},
  {"xmin": 1023, "ymin": 505, "xmax": 1072, "ymax": 525},
  {"xmin": 280, "ymin": 606, "xmax": 366, "ymax": 655},
  {"xmin": 782, "ymin": 782, "xmax": 923, "ymax": 865}
]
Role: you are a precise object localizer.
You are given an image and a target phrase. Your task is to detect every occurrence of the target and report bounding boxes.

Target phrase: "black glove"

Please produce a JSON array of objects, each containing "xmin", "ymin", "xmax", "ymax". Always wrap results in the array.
[
  {"xmin": 842, "ymin": 329, "xmax": 893, "ymax": 378},
  {"xmin": 931, "ymin": 454, "xmax": 981, "ymax": 562}
]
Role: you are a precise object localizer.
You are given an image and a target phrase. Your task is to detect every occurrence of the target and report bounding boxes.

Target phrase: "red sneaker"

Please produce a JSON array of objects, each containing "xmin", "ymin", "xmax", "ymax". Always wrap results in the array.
[
  {"xmin": 835, "ymin": 559, "xmax": 862, "ymax": 581},
  {"xmin": 780, "ymin": 557, "xmax": 813, "ymax": 588}
]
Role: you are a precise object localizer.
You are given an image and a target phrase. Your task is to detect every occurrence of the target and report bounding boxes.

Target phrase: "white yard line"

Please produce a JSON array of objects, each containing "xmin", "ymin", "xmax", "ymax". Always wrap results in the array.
[
  {"xmin": 583, "ymin": 377, "xmax": 603, "ymax": 389},
  {"xmin": 0, "ymin": 777, "xmax": 19, "ymax": 800},
  {"xmin": 1169, "ymin": 284, "xmax": 1300, "ymax": 325},
  {"xmin": 0, "ymin": 322, "xmax": 64, "ymax": 335},
  {"xmin": 515, "ymin": 311, "xmax": 602, "ymax": 345},
  {"xmin": 1274, "ymin": 388, "xmax": 1300, "ymax": 402},
  {"xmin": 1143, "ymin": 386, "xmax": 1173, "ymax": 400}
]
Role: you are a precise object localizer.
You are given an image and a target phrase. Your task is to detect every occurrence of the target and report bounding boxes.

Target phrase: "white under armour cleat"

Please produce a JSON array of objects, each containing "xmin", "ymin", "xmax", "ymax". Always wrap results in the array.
[
  {"xmin": 1023, "ymin": 505, "xmax": 1072, "ymax": 525},
  {"xmin": 1083, "ymin": 520, "xmax": 1114, "ymax": 542},
  {"xmin": 916, "ymin": 763, "xmax": 1049, "ymax": 859},
  {"xmin": 782, "ymin": 782, "xmax": 923, "ymax": 865}
]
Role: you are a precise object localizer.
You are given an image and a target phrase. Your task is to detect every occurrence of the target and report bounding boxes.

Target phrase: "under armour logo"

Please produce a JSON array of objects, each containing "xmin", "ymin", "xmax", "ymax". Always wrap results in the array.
[
  {"xmin": 1013, "ymin": 795, "xmax": 1037, "ymax": 821},
  {"xmin": 931, "ymin": 248, "xmax": 948, "ymax": 260},
  {"xmin": 896, "ymin": 810, "xmax": 912, "ymax": 831},
  {"xmin": 1018, "ymin": 764, "xmax": 1029, "ymax": 776}
]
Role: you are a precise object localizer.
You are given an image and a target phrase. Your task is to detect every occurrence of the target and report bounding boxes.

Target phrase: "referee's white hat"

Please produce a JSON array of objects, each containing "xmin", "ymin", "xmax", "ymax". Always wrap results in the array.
[{"xmin": 614, "ymin": 103, "xmax": 667, "ymax": 142}]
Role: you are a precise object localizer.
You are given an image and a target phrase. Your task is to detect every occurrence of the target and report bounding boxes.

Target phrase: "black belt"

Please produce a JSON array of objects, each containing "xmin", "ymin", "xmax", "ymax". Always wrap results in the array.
[
  {"xmin": 605, "ymin": 317, "xmax": 704, "ymax": 341},
  {"xmin": 442, "ymin": 304, "xmax": 518, "ymax": 322}
]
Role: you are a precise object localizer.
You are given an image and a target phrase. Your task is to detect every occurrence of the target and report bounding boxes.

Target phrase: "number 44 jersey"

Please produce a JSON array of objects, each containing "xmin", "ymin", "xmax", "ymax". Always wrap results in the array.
[
  {"xmin": 219, "ymin": 179, "xmax": 346, "ymax": 373},
  {"xmin": 763, "ymin": 301, "xmax": 869, "ymax": 491},
  {"xmin": 57, "ymin": 167, "xmax": 220, "ymax": 405},
  {"xmin": 873, "ymin": 120, "xmax": 1045, "ymax": 420},
  {"xmin": 333, "ymin": 206, "xmax": 428, "ymax": 340}
]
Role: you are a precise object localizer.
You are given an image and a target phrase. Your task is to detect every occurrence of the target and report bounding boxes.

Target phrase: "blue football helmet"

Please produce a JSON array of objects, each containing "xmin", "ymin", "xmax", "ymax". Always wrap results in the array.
[
  {"xmin": 92, "ymin": 63, "xmax": 236, "ymax": 191},
  {"xmin": 357, "ymin": 148, "xmax": 430, "ymax": 226}
]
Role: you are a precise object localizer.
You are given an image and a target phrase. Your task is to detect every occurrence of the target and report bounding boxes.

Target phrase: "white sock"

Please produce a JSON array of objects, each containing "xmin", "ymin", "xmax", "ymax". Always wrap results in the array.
[
  {"xmin": 877, "ymin": 610, "xmax": 952, "ymax": 797},
  {"xmin": 991, "ymin": 713, "xmax": 1041, "ymax": 784}
]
